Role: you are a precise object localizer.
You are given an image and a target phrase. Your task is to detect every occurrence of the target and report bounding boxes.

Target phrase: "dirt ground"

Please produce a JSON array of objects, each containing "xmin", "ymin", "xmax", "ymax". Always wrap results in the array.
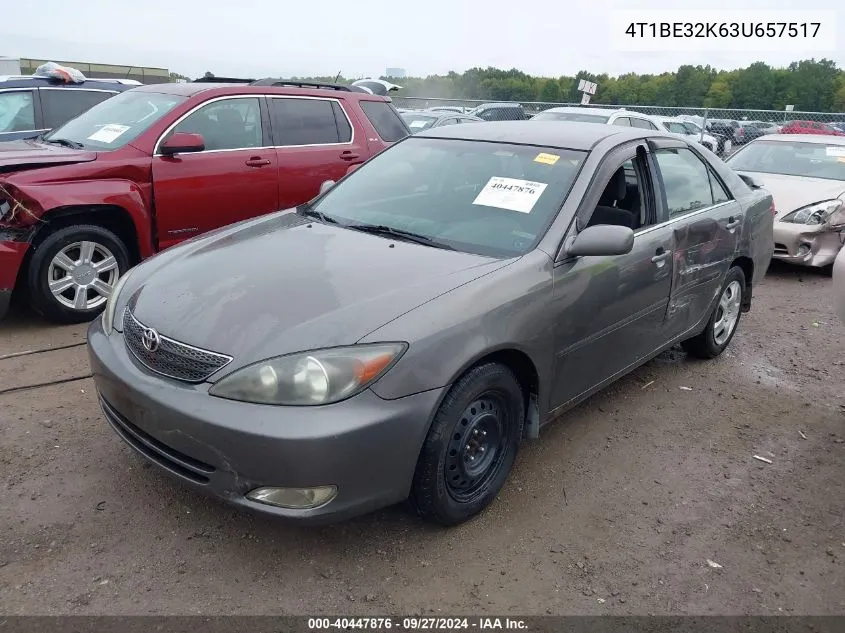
[{"xmin": 1, "ymin": 261, "xmax": 843, "ymax": 616}]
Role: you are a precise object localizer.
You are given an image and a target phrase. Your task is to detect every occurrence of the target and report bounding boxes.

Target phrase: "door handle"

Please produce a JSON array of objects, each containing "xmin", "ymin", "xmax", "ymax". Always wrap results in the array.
[
  {"xmin": 245, "ymin": 157, "xmax": 271, "ymax": 167},
  {"xmin": 651, "ymin": 248, "xmax": 671, "ymax": 263},
  {"xmin": 339, "ymin": 150, "xmax": 360, "ymax": 161},
  {"xmin": 726, "ymin": 216, "xmax": 741, "ymax": 230}
]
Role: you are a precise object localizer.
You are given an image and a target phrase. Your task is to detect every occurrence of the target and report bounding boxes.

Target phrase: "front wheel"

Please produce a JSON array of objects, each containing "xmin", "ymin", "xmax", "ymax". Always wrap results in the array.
[
  {"xmin": 410, "ymin": 363, "xmax": 525, "ymax": 526},
  {"xmin": 27, "ymin": 224, "xmax": 130, "ymax": 324},
  {"xmin": 682, "ymin": 266, "xmax": 746, "ymax": 359}
]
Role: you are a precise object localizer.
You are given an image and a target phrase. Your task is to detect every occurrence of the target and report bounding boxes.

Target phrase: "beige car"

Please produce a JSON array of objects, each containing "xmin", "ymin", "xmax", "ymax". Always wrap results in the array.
[
  {"xmin": 834, "ymin": 245, "xmax": 845, "ymax": 325},
  {"xmin": 726, "ymin": 134, "xmax": 845, "ymax": 268}
]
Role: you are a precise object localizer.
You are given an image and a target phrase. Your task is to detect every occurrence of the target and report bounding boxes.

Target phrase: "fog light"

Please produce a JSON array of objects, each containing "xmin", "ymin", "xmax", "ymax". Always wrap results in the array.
[
  {"xmin": 246, "ymin": 486, "xmax": 337, "ymax": 509},
  {"xmin": 797, "ymin": 244, "xmax": 811, "ymax": 256}
]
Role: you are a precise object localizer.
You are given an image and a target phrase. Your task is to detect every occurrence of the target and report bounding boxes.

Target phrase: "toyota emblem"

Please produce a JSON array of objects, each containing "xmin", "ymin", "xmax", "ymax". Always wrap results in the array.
[{"xmin": 141, "ymin": 326, "xmax": 161, "ymax": 353}]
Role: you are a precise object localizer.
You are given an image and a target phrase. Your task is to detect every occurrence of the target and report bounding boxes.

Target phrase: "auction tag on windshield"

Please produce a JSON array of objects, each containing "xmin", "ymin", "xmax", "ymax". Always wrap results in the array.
[
  {"xmin": 825, "ymin": 146, "xmax": 845, "ymax": 157},
  {"xmin": 408, "ymin": 120, "xmax": 429, "ymax": 129},
  {"xmin": 87, "ymin": 124, "xmax": 131, "ymax": 143},
  {"xmin": 472, "ymin": 177, "xmax": 548, "ymax": 214},
  {"xmin": 534, "ymin": 152, "xmax": 560, "ymax": 165}
]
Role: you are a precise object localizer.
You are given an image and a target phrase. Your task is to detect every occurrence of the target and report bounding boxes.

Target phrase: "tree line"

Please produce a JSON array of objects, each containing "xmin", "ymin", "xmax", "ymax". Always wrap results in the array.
[{"xmin": 291, "ymin": 59, "xmax": 845, "ymax": 113}]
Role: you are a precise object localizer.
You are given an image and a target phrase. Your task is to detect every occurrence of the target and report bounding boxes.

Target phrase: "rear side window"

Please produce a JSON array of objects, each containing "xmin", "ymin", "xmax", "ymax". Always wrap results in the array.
[
  {"xmin": 331, "ymin": 102, "xmax": 352, "ymax": 143},
  {"xmin": 630, "ymin": 117, "xmax": 659, "ymax": 130},
  {"xmin": 0, "ymin": 90, "xmax": 35, "ymax": 133},
  {"xmin": 359, "ymin": 100, "xmax": 409, "ymax": 142},
  {"xmin": 270, "ymin": 98, "xmax": 345, "ymax": 146},
  {"xmin": 40, "ymin": 89, "xmax": 114, "ymax": 129},
  {"xmin": 612, "ymin": 117, "xmax": 631, "ymax": 126}
]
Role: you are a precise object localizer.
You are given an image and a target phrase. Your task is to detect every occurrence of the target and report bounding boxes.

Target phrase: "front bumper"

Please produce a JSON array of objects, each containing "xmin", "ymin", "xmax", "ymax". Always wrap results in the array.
[
  {"xmin": 87, "ymin": 317, "xmax": 444, "ymax": 524},
  {"xmin": 772, "ymin": 221, "xmax": 844, "ymax": 268},
  {"xmin": 0, "ymin": 238, "xmax": 30, "ymax": 320}
]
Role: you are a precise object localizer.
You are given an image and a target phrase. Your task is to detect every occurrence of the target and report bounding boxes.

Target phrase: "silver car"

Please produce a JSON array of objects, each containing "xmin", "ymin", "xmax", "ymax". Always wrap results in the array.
[
  {"xmin": 400, "ymin": 110, "xmax": 483, "ymax": 133},
  {"xmin": 834, "ymin": 245, "xmax": 845, "ymax": 325},
  {"xmin": 726, "ymin": 134, "xmax": 845, "ymax": 268},
  {"xmin": 87, "ymin": 122, "xmax": 773, "ymax": 526}
]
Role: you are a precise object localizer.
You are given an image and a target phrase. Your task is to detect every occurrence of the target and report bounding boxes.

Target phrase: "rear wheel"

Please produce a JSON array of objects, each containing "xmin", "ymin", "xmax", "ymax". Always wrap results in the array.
[
  {"xmin": 410, "ymin": 363, "xmax": 524, "ymax": 526},
  {"xmin": 27, "ymin": 224, "xmax": 130, "ymax": 324},
  {"xmin": 682, "ymin": 266, "xmax": 745, "ymax": 359}
]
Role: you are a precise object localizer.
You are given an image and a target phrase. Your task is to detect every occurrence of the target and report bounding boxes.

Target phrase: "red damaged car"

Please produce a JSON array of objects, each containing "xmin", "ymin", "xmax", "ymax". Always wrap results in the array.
[{"xmin": 0, "ymin": 80, "xmax": 410, "ymax": 323}]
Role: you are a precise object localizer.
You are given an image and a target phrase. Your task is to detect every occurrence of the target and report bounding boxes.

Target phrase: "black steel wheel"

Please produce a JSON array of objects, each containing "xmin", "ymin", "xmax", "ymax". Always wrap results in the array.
[{"xmin": 410, "ymin": 362, "xmax": 524, "ymax": 525}]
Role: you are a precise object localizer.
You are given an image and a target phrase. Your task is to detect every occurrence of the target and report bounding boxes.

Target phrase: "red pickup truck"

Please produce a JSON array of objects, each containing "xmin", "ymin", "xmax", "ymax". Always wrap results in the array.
[{"xmin": 0, "ymin": 80, "xmax": 410, "ymax": 323}]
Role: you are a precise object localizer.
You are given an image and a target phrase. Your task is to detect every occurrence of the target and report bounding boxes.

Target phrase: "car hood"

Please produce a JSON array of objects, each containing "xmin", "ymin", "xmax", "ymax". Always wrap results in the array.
[
  {"xmin": 735, "ymin": 171, "xmax": 845, "ymax": 219},
  {"xmin": 126, "ymin": 211, "xmax": 513, "ymax": 372},
  {"xmin": 0, "ymin": 139, "xmax": 97, "ymax": 173}
]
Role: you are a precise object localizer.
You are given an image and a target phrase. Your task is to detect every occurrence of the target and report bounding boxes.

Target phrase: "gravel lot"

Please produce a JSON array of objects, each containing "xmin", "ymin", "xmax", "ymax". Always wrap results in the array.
[{"xmin": 1, "ymin": 261, "xmax": 843, "ymax": 616}]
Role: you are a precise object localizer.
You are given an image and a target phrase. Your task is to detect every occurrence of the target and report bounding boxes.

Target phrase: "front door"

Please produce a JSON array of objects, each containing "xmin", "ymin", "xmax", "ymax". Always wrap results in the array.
[
  {"xmin": 649, "ymin": 140, "xmax": 741, "ymax": 340},
  {"xmin": 267, "ymin": 96, "xmax": 369, "ymax": 209},
  {"xmin": 549, "ymin": 143, "xmax": 674, "ymax": 411},
  {"xmin": 151, "ymin": 96, "xmax": 279, "ymax": 250}
]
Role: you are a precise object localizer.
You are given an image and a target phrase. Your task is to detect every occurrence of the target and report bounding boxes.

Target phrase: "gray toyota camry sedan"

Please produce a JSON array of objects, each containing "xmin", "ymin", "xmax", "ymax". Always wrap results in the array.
[{"xmin": 87, "ymin": 121, "xmax": 774, "ymax": 526}]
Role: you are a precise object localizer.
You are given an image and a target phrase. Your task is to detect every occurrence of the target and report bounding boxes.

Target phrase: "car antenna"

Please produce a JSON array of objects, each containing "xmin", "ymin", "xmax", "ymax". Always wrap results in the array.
[{"xmin": 334, "ymin": 71, "xmax": 342, "ymax": 83}]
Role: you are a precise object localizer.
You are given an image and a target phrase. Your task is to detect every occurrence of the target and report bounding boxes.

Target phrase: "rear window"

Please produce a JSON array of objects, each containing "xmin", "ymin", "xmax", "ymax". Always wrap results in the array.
[
  {"xmin": 41, "ymin": 89, "xmax": 115, "ymax": 129},
  {"xmin": 359, "ymin": 101, "xmax": 409, "ymax": 142}
]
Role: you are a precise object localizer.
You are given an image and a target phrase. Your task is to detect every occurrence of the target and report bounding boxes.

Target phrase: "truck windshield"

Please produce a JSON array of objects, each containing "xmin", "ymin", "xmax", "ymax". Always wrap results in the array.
[{"xmin": 43, "ymin": 91, "xmax": 187, "ymax": 150}]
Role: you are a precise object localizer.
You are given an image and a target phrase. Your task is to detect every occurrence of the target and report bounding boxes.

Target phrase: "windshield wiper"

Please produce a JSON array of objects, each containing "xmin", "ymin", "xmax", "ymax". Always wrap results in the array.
[
  {"xmin": 297, "ymin": 205, "xmax": 338, "ymax": 224},
  {"xmin": 43, "ymin": 138, "xmax": 85, "ymax": 149},
  {"xmin": 346, "ymin": 223, "xmax": 454, "ymax": 250}
]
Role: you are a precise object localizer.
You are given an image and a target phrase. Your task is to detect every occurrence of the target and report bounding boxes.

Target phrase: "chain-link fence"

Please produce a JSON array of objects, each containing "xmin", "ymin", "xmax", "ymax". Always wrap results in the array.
[{"xmin": 392, "ymin": 96, "xmax": 845, "ymax": 155}]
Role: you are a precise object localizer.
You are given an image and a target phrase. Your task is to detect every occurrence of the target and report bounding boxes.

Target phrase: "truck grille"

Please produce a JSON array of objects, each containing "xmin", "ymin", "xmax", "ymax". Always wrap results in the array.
[{"xmin": 123, "ymin": 308, "xmax": 232, "ymax": 383}]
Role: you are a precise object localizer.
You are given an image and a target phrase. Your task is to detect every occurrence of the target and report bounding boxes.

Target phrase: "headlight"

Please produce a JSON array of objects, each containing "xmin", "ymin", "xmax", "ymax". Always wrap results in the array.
[
  {"xmin": 208, "ymin": 343, "xmax": 407, "ymax": 406},
  {"xmin": 780, "ymin": 199, "xmax": 844, "ymax": 225},
  {"xmin": 101, "ymin": 265, "xmax": 135, "ymax": 335}
]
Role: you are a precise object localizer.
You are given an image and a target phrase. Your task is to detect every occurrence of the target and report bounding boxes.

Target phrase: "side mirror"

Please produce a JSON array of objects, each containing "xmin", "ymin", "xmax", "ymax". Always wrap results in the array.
[
  {"xmin": 567, "ymin": 225, "xmax": 634, "ymax": 257},
  {"xmin": 319, "ymin": 180, "xmax": 336, "ymax": 195},
  {"xmin": 160, "ymin": 132, "xmax": 205, "ymax": 156}
]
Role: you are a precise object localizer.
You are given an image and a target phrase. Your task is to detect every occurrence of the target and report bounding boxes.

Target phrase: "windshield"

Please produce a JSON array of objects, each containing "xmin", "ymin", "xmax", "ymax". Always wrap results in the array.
[
  {"xmin": 43, "ymin": 90, "xmax": 187, "ymax": 150},
  {"xmin": 664, "ymin": 122, "xmax": 689, "ymax": 134},
  {"xmin": 531, "ymin": 111, "xmax": 610, "ymax": 124},
  {"xmin": 727, "ymin": 140, "xmax": 845, "ymax": 181},
  {"xmin": 310, "ymin": 137, "xmax": 586, "ymax": 257},
  {"xmin": 401, "ymin": 113, "xmax": 439, "ymax": 132}
]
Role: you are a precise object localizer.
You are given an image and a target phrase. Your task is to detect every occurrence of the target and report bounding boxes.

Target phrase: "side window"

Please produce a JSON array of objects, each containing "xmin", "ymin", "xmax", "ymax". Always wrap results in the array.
[
  {"xmin": 331, "ymin": 101, "xmax": 352, "ymax": 143},
  {"xmin": 612, "ymin": 117, "xmax": 631, "ymax": 126},
  {"xmin": 0, "ymin": 90, "xmax": 36, "ymax": 133},
  {"xmin": 269, "ymin": 98, "xmax": 342, "ymax": 146},
  {"xmin": 359, "ymin": 100, "xmax": 409, "ymax": 142},
  {"xmin": 439, "ymin": 118, "xmax": 459, "ymax": 126},
  {"xmin": 40, "ymin": 89, "xmax": 113, "ymax": 129},
  {"xmin": 586, "ymin": 156, "xmax": 650, "ymax": 231},
  {"xmin": 708, "ymin": 168, "xmax": 731, "ymax": 204},
  {"xmin": 171, "ymin": 97, "xmax": 262, "ymax": 151},
  {"xmin": 654, "ymin": 148, "xmax": 716, "ymax": 218},
  {"xmin": 629, "ymin": 118, "xmax": 653, "ymax": 130}
]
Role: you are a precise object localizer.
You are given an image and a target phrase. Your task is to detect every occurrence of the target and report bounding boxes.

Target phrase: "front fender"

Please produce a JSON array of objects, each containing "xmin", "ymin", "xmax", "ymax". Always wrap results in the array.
[{"xmin": 15, "ymin": 179, "xmax": 154, "ymax": 256}]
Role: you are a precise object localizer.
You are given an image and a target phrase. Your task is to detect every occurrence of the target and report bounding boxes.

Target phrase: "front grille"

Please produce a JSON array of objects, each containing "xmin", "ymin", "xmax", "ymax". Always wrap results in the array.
[
  {"xmin": 123, "ymin": 308, "xmax": 232, "ymax": 383},
  {"xmin": 100, "ymin": 396, "xmax": 215, "ymax": 484},
  {"xmin": 774, "ymin": 243, "xmax": 789, "ymax": 255}
]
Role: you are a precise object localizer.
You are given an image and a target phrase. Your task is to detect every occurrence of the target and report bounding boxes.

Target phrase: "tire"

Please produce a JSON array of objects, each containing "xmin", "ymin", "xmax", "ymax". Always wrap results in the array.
[
  {"xmin": 682, "ymin": 266, "xmax": 746, "ymax": 359},
  {"xmin": 410, "ymin": 363, "xmax": 525, "ymax": 526},
  {"xmin": 27, "ymin": 224, "xmax": 130, "ymax": 324}
]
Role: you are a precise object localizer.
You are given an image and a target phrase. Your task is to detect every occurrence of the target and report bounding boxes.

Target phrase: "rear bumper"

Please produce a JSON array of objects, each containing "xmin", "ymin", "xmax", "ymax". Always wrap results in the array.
[{"xmin": 0, "ymin": 238, "xmax": 30, "ymax": 319}]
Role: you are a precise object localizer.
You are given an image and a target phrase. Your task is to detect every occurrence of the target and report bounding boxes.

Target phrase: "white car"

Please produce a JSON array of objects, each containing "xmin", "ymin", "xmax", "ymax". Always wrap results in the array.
[
  {"xmin": 533, "ymin": 107, "xmax": 728, "ymax": 156},
  {"xmin": 653, "ymin": 116, "xmax": 728, "ymax": 157}
]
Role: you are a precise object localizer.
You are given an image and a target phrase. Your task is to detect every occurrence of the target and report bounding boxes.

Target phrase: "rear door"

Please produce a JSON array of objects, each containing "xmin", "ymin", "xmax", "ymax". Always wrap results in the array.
[
  {"xmin": 0, "ymin": 88, "xmax": 42, "ymax": 141},
  {"xmin": 39, "ymin": 87, "xmax": 116, "ymax": 131},
  {"xmin": 649, "ymin": 138, "xmax": 741, "ymax": 340},
  {"xmin": 151, "ymin": 95, "xmax": 278, "ymax": 249},
  {"xmin": 268, "ymin": 96, "xmax": 368, "ymax": 209}
]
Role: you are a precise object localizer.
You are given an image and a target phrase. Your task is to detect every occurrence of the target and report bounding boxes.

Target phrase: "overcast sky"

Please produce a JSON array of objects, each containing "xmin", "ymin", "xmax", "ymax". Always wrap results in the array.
[{"xmin": 1, "ymin": 0, "xmax": 842, "ymax": 79}]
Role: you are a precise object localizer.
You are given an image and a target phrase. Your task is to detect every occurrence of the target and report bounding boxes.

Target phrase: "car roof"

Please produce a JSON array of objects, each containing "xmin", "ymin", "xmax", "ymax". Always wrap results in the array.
[
  {"xmin": 0, "ymin": 76, "xmax": 139, "ymax": 90},
  {"xmin": 540, "ymin": 106, "xmax": 624, "ymax": 116},
  {"xmin": 416, "ymin": 120, "xmax": 665, "ymax": 150},
  {"xmin": 750, "ymin": 134, "xmax": 845, "ymax": 145},
  {"xmin": 129, "ymin": 81, "xmax": 391, "ymax": 101},
  {"xmin": 401, "ymin": 110, "xmax": 482, "ymax": 121}
]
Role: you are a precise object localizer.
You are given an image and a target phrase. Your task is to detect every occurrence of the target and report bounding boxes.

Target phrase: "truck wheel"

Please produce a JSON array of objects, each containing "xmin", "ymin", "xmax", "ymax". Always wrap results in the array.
[
  {"xmin": 682, "ymin": 266, "xmax": 746, "ymax": 359},
  {"xmin": 410, "ymin": 363, "xmax": 524, "ymax": 526},
  {"xmin": 27, "ymin": 224, "xmax": 130, "ymax": 324}
]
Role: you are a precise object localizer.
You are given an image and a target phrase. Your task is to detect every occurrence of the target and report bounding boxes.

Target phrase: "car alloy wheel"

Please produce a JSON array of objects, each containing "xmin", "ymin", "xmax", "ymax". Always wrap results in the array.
[
  {"xmin": 713, "ymin": 280, "xmax": 742, "ymax": 346},
  {"xmin": 48, "ymin": 240, "xmax": 120, "ymax": 311}
]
